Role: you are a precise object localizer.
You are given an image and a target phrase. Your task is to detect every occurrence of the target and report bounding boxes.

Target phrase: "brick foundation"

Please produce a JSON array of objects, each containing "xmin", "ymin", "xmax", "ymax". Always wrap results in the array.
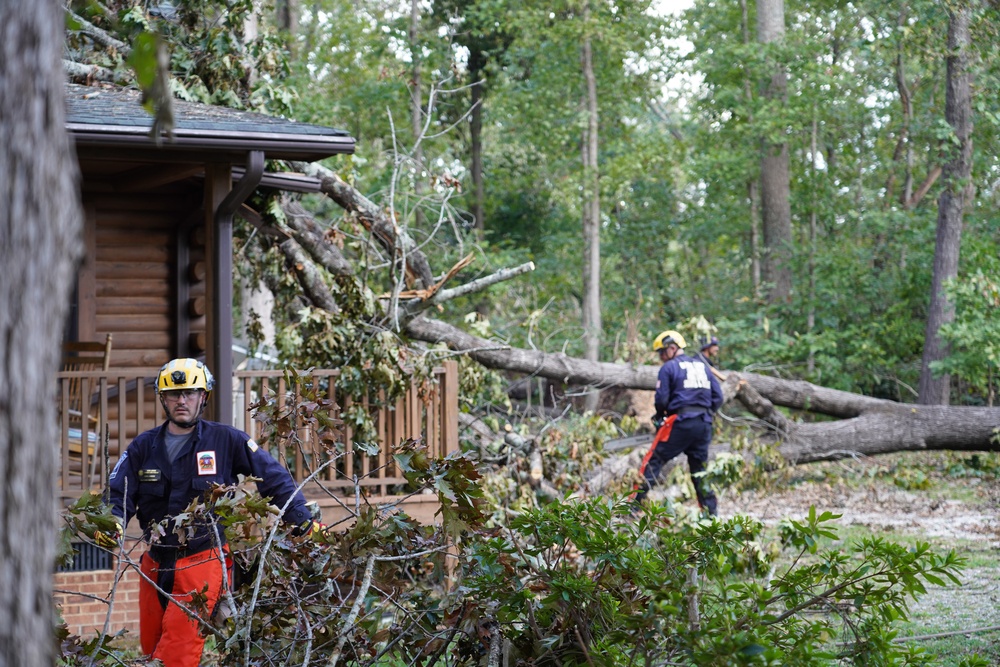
[{"xmin": 54, "ymin": 543, "xmax": 146, "ymax": 638}]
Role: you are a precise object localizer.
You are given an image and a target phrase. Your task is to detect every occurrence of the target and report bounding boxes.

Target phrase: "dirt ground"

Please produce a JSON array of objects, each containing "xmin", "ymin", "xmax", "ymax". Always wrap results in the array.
[{"xmin": 725, "ymin": 476, "xmax": 1000, "ymax": 548}]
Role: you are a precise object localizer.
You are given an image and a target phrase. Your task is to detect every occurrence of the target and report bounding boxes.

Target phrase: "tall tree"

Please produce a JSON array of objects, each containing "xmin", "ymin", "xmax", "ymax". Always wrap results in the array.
[
  {"xmin": 581, "ymin": 0, "xmax": 602, "ymax": 409},
  {"xmin": 740, "ymin": 0, "xmax": 761, "ymax": 298},
  {"xmin": 756, "ymin": 0, "xmax": 793, "ymax": 303},
  {"xmin": 409, "ymin": 0, "xmax": 427, "ymax": 231},
  {"xmin": 432, "ymin": 0, "xmax": 514, "ymax": 237},
  {"xmin": 919, "ymin": 4, "xmax": 973, "ymax": 405},
  {"xmin": 0, "ymin": 0, "xmax": 83, "ymax": 665}
]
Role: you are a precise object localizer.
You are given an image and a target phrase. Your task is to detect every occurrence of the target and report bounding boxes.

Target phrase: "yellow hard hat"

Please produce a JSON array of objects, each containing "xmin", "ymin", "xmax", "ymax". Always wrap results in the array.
[
  {"xmin": 652, "ymin": 330, "xmax": 687, "ymax": 351},
  {"xmin": 157, "ymin": 358, "xmax": 215, "ymax": 394}
]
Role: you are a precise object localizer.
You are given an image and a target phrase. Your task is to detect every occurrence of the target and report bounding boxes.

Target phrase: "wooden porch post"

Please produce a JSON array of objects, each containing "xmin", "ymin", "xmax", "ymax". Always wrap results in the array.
[{"xmin": 204, "ymin": 163, "xmax": 230, "ymax": 423}]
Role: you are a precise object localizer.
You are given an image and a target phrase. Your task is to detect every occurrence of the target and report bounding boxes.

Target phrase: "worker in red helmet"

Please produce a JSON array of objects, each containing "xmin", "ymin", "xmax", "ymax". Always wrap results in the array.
[
  {"xmin": 97, "ymin": 358, "xmax": 323, "ymax": 667},
  {"xmin": 635, "ymin": 331, "xmax": 723, "ymax": 515}
]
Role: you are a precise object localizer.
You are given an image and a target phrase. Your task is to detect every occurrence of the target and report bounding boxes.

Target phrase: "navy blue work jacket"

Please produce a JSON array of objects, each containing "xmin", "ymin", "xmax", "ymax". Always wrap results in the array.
[
  {"xmin": 107, "ymin": 419, "xmax": 312, "ymax": 554},
  {"xmin": 654, "ymin": 353, "xmax": 724, "ymax": 423}
]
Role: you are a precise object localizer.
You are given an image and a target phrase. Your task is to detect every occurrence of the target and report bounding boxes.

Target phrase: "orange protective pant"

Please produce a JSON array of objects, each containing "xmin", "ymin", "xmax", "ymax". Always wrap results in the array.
[{"xmin": 139, "ymin": 547, "xmax": 230, "ymax": 667}]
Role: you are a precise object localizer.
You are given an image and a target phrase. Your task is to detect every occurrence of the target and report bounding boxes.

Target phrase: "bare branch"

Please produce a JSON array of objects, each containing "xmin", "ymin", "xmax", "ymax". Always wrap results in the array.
[
  {"xmin": 62, "ymin": 59, "xmax": 123, "ymax": 84},
  {"xmin": 399, "ymin": 261, "xmax": 536, "ymax": 321},
  {"xmin": 329, "ymin": 553, "xmax": 376, "ymax": 667}
]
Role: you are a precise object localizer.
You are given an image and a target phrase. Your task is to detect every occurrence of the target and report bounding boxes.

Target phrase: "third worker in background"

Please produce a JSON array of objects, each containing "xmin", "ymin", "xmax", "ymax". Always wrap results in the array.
[
  {"xmin": 635, "ymin": 330, "xmax": 723, "ymax": 515},
  {"xmin": 694, "ymin": 335, "xmax": 720, "ymax": 368}
]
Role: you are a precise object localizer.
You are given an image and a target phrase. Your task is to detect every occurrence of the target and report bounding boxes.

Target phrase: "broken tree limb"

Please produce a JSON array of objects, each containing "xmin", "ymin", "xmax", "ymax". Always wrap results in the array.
[
  {"xmin": 734, "ymin": 371, "xmax": 892, "ymax": 418},
  {"xmin": 278, "ymin": 239, "xmax": 340, "ymax": 313},
  {"xmin": 399, "ymin": 261, "xmax": 536, "ymax": 322},
  {"xmin": 391, "ymin": 253, "xmax": 475, "ymax": 302},
  {"xmin": 405, "ymin": 316, "xmax": 657, "ymax": 388},
  {"xmin": 63, "ymin": 60, "xmax": 123, "ymax": 84},
  {"xmin": 65, "ymin": 8, "xmax": 131, "ymax": 55},
  {"xmin": 291, "ymin": 161, "xmax": 435, "ymax": 289},
  {"xmin": 282, "ymin": 199, "xmax": 355, "ymax": 276},
  {"xmin": 722, "ymin": 373, "xmax": 791, "ymax": 434}
]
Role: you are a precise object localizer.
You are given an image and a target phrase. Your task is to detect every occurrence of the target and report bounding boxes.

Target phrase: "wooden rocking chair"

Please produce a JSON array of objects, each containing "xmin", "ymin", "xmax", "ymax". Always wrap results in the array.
[{"xmin": 60, "ymin": 334, "xmax": 113, "ymax": 488}]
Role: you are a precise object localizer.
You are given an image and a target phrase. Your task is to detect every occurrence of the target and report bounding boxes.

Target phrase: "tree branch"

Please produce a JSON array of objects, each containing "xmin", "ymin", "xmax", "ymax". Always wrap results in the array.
[
  {"xmin": 62, "ymin": 59, "xmax": 124, "ymax": 84},
  {"xmin": 399, "ymin": 261, "xmax": 535, "ymax": 321},
  {"xmin": 403, "ymin": 317, "xmax": 1000, "ymax": 459},
  {"xmin": 290, "ymin": 161, "xmax": 435, "ymax": 289},
  {"xmin": 279, "ymin": 238, "xmax": 340, "ymax": 313},
  {"xmin": 65, "ymin": 8, "xmax": 131, "ymax": 55},
  {"xmin": 282, "ymin": 198, "xmax": 355, "ymax": 276}
]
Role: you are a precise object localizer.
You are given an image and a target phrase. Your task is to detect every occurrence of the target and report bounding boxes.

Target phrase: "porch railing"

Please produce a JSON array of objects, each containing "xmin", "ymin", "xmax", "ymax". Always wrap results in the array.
[{"xmin": 55, "ymin": 361, "xmax": 459, "ymax": 501}]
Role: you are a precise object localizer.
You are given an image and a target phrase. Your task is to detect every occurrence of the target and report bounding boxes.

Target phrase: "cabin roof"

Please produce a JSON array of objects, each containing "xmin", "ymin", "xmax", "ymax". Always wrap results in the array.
[{"xmin": 65, "ymin": 83, "xmax": 354, "ymax": 162}]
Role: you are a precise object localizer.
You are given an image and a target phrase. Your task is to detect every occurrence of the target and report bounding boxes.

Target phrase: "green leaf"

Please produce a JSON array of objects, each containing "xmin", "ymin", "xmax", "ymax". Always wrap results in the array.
[
  {"xmin": 128, "ymin": 31, "xmax": 159, "ymax": 92},
  {"xmin": 739, "ymin": 643, "xmax": 767, "ymax": 656}
]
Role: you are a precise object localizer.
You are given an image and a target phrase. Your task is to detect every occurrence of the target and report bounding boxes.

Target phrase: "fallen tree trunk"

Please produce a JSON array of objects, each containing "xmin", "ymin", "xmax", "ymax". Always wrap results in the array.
[
  {"xmin": 275, "ymin": 170, "xmax": 1000, "ymax": 464},
  {"xmin": 405, "ymin": 316, "xmax": 1000, "ymax": 460}
]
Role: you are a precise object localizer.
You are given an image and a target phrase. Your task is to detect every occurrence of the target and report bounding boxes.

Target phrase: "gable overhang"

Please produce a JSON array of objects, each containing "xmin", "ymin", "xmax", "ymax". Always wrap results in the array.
[{"xmin": 68, "ymin": 123, "xmax": 355, "ymax": 163}]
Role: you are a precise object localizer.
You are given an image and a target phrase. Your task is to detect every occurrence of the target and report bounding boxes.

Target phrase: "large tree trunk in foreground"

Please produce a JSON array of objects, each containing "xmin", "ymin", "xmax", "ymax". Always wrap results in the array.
[
  {"xmin": 0, "ymin": 1, "xmax": 83, "ymax": 664},
  {"xmin": 405, "ymin": 317, "xmax": 1000, "ymax": 461}
]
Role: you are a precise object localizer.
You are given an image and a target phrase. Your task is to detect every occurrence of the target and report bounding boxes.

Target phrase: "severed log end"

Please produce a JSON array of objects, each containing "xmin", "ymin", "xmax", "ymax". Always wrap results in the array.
[{"xmin": 722, "ymin": 372, "xmax": 791, "ymax": 434}]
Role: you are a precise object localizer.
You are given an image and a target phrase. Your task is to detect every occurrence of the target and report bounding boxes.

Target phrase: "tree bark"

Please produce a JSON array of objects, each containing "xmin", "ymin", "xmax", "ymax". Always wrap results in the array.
[
  {"xmin": 469, "ymin": 50, "xmax": 486, "ymax": 239},
  {"xmin": 0, "ymin": 1, "xmax": 83, "ymax": 664},
  {"xmin": 281, "ymin": 199, "xmax": 355, "ymax": 276},
  {"xmin": 409, "ymin": 0, "xmax": 427, "ymax": 230},
  {"xmin": 276, "ymin": 0, "xmax": 299, "ymax": 56},
  {"xmin": 740, "ymin": 0, "xmax": 761, "ymax": 299},
  {"xmin": 919, "ymin": 5, "xmax": 972, "ymax": 405},
  {"xmin": 580, "ymin": 2, "xmax": 602, "ymax": 411},
  {"xmin": 757, "ymin": 0, "xmax": 793, "ymax": 303}
]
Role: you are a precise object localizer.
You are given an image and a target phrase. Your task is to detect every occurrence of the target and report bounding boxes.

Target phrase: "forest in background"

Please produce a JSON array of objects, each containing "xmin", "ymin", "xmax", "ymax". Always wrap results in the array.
[{"xmin": 64, "ymin": 0, "xmax": 1000, "ymax": 409}]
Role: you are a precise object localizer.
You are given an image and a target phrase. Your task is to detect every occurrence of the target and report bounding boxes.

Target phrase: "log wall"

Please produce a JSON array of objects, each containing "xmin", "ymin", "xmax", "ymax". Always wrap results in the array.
[{"xmin": 78, "ymin": 188, "xmax": 205, "ymax": 369}]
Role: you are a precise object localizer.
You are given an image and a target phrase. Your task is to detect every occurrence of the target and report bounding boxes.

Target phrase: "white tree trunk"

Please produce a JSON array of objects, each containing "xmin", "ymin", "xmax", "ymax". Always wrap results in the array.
[{"xmin": 0, "ymin": 1, "xmax": 83, "ymax": 664}]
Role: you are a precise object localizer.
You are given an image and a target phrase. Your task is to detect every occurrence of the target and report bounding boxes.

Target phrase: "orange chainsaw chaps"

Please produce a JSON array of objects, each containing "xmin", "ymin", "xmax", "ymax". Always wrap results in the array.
[{"xmin": 633, "ymin": 414, "xmax": 677, "ymax": 496}]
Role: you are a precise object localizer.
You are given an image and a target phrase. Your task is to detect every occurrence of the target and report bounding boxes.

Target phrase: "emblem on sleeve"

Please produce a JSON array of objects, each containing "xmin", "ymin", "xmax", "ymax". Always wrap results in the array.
[
  {"xmin": 247, "ymin": 438, "xmax": 259, "ymax": 452},
  {"xmin": 197, "ymin": 451, "xmax": 218, "ymax": 476},
  {"xmin": 109, "ymin": 451, "xmax": 128, "ymax": 480}
]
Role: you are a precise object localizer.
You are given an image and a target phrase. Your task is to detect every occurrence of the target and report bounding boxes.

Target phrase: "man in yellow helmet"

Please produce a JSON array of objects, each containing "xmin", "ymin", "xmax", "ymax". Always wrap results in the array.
[
  {"xmin": 635, "ymin": 330, "xmax": 723, "ymax": 515},
  {"xmin": 99, "ymin": 358, "xmax": 322, "ymax": 667}
]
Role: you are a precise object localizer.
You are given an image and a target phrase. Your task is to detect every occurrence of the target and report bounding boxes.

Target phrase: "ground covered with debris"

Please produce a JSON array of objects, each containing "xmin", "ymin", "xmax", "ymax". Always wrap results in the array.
[{"xmin": 721, "ymin": 451, "xmax": 1000, "ymax": 666}]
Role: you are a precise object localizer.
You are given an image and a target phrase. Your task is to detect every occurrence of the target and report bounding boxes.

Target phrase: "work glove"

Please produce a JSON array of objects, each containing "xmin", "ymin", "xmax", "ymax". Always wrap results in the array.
[
  {"xmin": 94, "ymin": 518, "xmax": 124, "ymax": 550},
  {"xmin": 651, "ymin": 414, "xmax": 664, "ymax": 429},
  {"xmin": 295, "ymin": 519, "xmax": 329, "ymax": 540}
]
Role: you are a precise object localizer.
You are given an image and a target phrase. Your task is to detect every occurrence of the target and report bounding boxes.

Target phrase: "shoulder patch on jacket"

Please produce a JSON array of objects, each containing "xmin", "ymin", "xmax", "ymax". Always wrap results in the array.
[
  {"xmin": 109, "ymin": 451, "xmax": 128, "ymax": 480},
  {"xmin": 247, "ymin": 438, "xmax": 259, "ymax": 452}
]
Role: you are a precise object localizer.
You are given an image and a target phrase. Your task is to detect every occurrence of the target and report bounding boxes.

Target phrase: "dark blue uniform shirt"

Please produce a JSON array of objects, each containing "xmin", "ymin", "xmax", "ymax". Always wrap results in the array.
[
  {"xmin": 654, "ymin": 353, "xmax": 724, "ymax": 422},
  {"xmin": 107, "ymin": 419, "xmax": 312, "ymax": 554}
]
